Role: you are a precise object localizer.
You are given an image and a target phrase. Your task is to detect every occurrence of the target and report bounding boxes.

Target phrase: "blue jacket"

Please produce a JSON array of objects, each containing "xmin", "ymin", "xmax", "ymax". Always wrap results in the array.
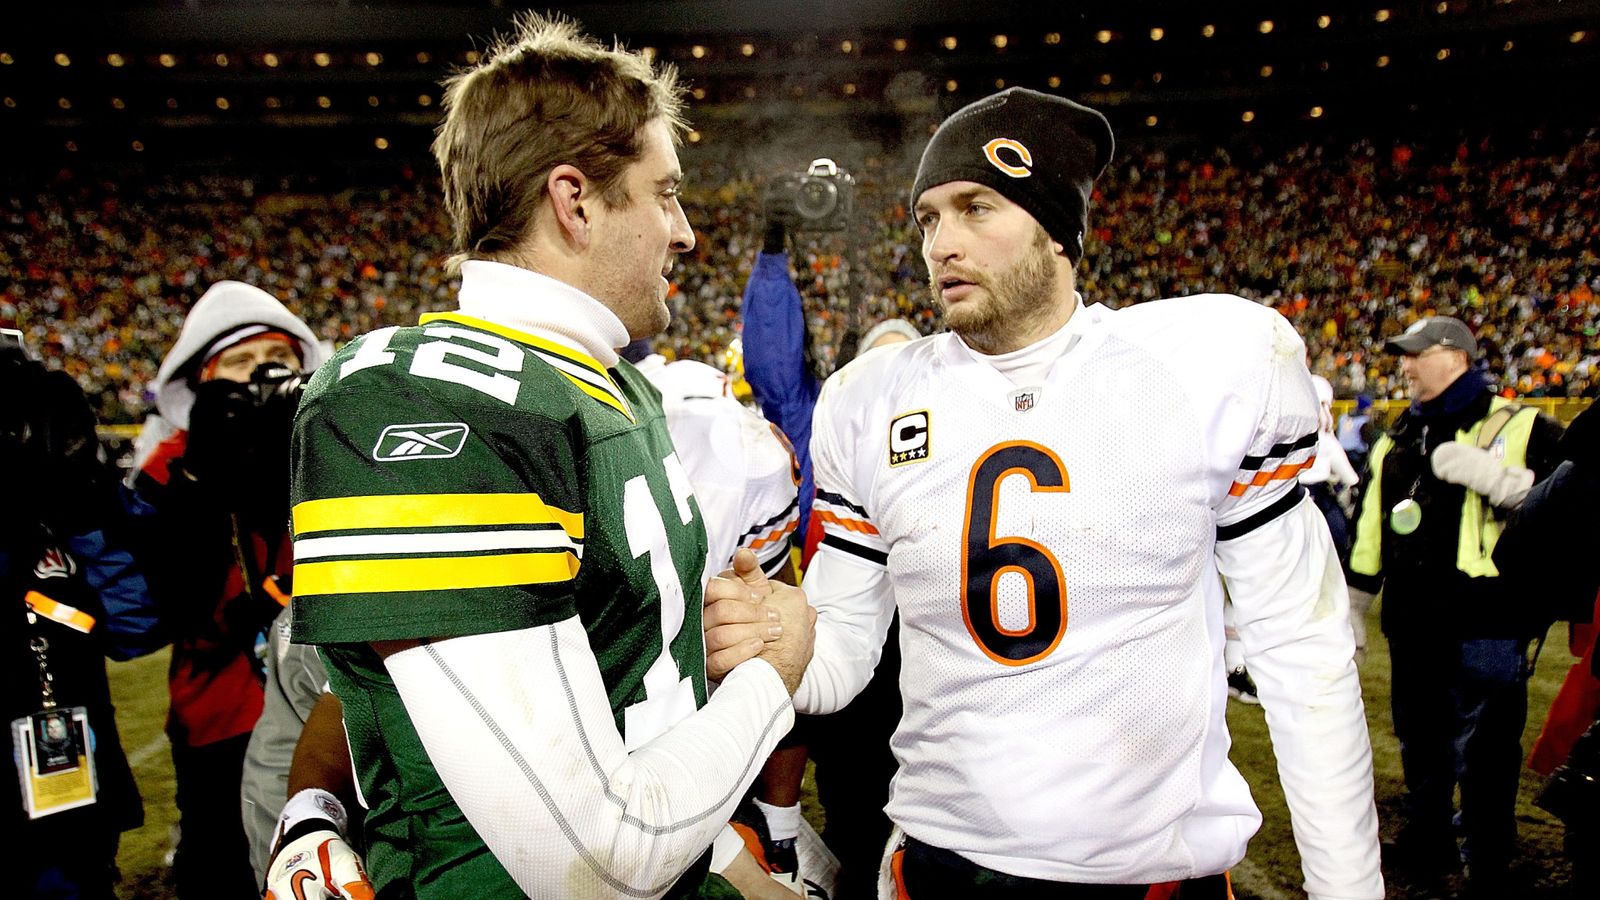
[{"xmin": 741, "ymin": 251, "xmax": 820, "ymax": 537}]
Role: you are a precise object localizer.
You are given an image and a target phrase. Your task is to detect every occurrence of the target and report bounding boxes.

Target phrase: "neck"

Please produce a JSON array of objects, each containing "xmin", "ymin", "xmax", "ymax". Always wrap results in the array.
[{"xmin": 966, "ymin": 290, "xmax": 1079, "ymax": 356}]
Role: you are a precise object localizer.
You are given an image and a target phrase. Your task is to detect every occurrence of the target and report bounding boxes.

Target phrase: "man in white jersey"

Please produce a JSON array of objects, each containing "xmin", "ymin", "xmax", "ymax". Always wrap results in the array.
[{"xmin": 792, "ymin": 88, "xmax": 1382, "ymax": 898}]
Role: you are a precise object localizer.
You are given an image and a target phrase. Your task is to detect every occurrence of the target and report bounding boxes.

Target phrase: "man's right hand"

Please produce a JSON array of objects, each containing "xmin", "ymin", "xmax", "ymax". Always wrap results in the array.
[
  {"xmin": 758, "ymin": 579, "xmax": 817, "ymax": 696},
  {"xmin": 264, "ymin": 789, "xmax": 374, "ymax": 900}
]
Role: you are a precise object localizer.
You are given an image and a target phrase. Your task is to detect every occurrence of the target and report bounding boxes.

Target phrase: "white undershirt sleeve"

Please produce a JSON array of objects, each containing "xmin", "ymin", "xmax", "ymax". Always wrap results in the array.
[
  {"xmin": 792, "ymin": 544, "xmax": 898, "ymax": 716},
  {"xmin": 1215, "ymin": 498, "xmax": 1382, "ymax": 900},
  {"xmin": 383, "ymin": 620, "xmax": 793, "ymax": 899}
]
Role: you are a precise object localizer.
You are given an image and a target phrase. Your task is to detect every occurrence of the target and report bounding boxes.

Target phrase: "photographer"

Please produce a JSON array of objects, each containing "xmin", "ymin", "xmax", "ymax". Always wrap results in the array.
[
  {"xmin": 4, "ymin": 335, "xmax": 163, "ymax": 897},
  {"xmin": 131, "ymin": 282, "xmax": 326, "ymax": 898}
]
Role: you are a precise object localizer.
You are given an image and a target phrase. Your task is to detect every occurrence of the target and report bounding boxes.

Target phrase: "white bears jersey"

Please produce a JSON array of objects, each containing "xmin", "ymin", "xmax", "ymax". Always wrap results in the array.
[
  {"xmin": 798, "ymin": 295, "xmax": 1380, "ymax": 898},
  {"xmin": 636, "ymin": 355, "xmax": 800, "ymax": 581}
]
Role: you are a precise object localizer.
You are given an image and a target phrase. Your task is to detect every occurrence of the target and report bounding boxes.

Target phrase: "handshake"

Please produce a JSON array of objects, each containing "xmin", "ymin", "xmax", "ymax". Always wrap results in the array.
[{"xmin": 702, "ymin": 549, "xmax": 817, "ymax": 695}]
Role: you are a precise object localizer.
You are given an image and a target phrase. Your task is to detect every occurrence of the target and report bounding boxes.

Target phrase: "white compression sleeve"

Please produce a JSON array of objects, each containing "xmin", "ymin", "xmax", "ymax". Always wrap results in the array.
[
  {"xmin": 792, "ymin": 545, "xmax": 897, "ymax": 716},
  {"xmin": 1215, "ymin": 497, "xmax": 1382, "ymax": 900},
  {"xmin": 383, "ymin": 619, "xmax": 794, "ymax": 899}
]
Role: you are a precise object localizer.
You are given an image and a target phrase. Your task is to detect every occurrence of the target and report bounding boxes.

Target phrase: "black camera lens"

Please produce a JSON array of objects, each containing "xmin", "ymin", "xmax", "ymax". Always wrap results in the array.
[{"xmin": 796, "ymin": 178, "xmax": 839, "ymax": 220}]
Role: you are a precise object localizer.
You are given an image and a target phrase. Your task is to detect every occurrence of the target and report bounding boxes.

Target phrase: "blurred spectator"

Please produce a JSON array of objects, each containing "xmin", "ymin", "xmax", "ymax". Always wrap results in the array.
[
  {"xmin": 130, "ymin": 282, "xmax": 328, "ymax": 898},
  {"xmin": 3, "ymin": 339, "xmax": 163, "ymax": 898}
]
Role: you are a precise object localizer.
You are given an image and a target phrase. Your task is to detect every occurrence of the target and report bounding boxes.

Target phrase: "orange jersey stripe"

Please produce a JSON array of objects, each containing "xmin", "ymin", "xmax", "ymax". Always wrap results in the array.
[
  {"xmin": 24, "ymin": 590, "xmax": 97, "ymax": 634},
  {"xmin": 815, "ymin": 508, "xmax": 881, "ymax": 536},
  {"xmin": 1227, "ymin": 456, "xmax": 1316, "ymax": 496},
  {"xmin": 746, "ymin": 518, "xmax": 800, "ymax": 550}
]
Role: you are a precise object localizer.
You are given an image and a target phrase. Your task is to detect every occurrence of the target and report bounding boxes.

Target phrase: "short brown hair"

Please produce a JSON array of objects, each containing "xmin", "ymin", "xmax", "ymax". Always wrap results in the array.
[{"xmin": 433, "ymin": 14, "xmax": 688, "ymax": 266}]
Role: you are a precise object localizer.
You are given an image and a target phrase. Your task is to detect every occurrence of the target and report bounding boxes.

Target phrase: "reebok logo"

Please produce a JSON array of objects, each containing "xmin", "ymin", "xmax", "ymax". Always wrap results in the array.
[{"xmin": 373, "ymin": 422, "xmax": 470, "ymax": 462}]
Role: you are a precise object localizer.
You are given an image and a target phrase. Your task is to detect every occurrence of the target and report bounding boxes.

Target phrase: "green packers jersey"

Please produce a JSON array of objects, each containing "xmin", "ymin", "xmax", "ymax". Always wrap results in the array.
[{"xmin": 290, "ymin": 312, "xmax": 711, "ymax": 898}]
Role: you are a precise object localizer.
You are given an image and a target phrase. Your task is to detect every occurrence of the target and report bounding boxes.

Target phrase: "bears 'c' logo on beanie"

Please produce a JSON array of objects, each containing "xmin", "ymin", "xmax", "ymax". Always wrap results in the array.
[{"xmin": 982, "ymin": 139, "xmax": 1033, "ymax": 178}]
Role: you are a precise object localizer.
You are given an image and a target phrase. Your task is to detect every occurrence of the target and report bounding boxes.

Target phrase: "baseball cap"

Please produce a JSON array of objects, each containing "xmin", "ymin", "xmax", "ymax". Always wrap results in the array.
[{"xmin": 1383, "ymin": 316, "xmax": 1479, "ymax": 359}]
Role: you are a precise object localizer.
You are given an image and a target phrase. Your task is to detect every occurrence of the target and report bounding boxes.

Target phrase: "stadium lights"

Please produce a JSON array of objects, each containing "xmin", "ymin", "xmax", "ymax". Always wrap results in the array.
[
  {"xmin": 107, "ymin": 53, "xmax": 125, "ymax": 67},
  {"xmin": 375, "ymin": 137, "xmax": 389, "ymax": 150},
  {"xmin": 993, "ymin": 35, "xmax": 1008, "ymax": 49},
  {"xmin": 264, "ymin": 53, "xmax": 280, "ymax": 67},
  {"xmin": 1258, "ymin": 20, "xmax": 1274, "ymax": 34},
  {"xmin": 942, "ymin": 36, "xmax": 957, "ymax": 50},
  {"xmin": 1201, "ymin": 25, "xmax": 1216, "ymax": 38},
  {"xmin": 1150, "ymin": 28, "xmax": 1164, "ymax": 41},
  {"xmin": 1375, "ymin": 9, "xmax": 1391, "ymax": 23},
  {"xmin": 1095, "ymin": 30, "xmax": 1112, "ymax": 44},
  {"xmin": 366, "ymin": 52, "xmax": 383, "ymax": 66},
  {"xmin": 1310, "ymin": 105, "xmax": 1324, "ymax": 118},
  {"xmin": 313, "ymin": 52, "xmax": 331, "ymax": 67},
  {"xmin": 1242, "ymin": 110, "xmax": 1255, "ymax": 122},
  {"xmin": 55, "ymin": 53, "xmax": 71, "ymax": 67},
  {"xmin": 159, "ymin": 54, "xmax": 176, "ymax": 68},
  {"xmin": 1317, "ymin": 15, "xmax": 1331, "ymax": 29}
]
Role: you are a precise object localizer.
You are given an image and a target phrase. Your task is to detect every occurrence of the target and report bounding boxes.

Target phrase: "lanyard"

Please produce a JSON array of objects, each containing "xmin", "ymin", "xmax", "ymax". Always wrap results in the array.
[{"xmin": 28, "ymin": 630, "xmax": 57, "ymax": 711}]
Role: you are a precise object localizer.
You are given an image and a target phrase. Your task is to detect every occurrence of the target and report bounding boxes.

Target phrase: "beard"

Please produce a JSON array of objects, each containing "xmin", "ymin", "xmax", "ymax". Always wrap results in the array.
[{"xmin": 932, "ymin": 225, "xmax": 1059, "ymax": 355}]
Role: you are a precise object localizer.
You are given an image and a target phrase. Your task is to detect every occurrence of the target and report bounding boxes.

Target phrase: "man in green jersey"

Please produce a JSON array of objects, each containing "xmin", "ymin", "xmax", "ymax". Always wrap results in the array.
[{"xmin": 274, "ymin": 15, "xmax": 814, "ymax": 899}]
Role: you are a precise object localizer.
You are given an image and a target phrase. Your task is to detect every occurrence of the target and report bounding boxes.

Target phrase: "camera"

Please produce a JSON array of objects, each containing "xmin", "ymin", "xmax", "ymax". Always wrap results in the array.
[{"xmin": 765, "ymin": 158, "xmax": 855, "ymax": 232}]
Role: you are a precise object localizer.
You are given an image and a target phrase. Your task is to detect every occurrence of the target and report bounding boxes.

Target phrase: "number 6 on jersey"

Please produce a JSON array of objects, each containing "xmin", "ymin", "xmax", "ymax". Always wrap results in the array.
[{"xmin": 961, "ymin": 441, "xmax": 1070, "ymax": 666}]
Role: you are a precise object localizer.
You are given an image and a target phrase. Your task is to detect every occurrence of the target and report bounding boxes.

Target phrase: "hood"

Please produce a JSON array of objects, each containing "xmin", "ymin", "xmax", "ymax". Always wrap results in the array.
[{"xmin": 151, "ymin": 281, "xmax": 328, "ymax": 430}]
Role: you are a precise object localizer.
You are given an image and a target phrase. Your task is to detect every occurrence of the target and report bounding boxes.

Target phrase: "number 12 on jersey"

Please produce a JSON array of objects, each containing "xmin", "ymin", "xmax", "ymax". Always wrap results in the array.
[{"xmin": 961, "ymin": 441, "xmax": 1070, "ymax": 667}]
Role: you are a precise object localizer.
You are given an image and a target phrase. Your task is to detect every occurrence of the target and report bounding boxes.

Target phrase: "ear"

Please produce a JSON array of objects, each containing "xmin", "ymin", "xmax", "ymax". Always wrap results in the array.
[{"xmin": 547, "ymin": 164, "xmax": 591, "ymax": 250}]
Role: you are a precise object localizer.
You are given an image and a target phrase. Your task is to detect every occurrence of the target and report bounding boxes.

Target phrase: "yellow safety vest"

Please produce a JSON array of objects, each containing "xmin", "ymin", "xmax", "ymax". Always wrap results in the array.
[{"xmin": 1349, "ymin": 397, "xmax": 1536, "ymax": 580}]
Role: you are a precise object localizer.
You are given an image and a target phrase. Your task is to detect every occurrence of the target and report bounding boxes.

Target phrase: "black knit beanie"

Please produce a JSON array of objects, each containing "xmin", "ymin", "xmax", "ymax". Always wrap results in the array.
[{"xmin": 911, "ymin": 88, "xmax": 1114, "ymax": 263}]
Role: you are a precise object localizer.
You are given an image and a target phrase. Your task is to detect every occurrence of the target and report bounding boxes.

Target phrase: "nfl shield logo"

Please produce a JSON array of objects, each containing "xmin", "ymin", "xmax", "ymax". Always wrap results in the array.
[{"xmin": 1011, "ymin": 390, "xmax": 1036, "ymax": 412}]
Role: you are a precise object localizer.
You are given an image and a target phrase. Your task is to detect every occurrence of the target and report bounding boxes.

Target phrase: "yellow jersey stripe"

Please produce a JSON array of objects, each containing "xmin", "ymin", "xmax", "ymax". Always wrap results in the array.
[
  {"xmin": 420, "ymin": 311, "xmax": 635, "ymax": 423},
  {"xmin": 294, "ymin": 550, "xmax": 580, "ymax": 596},
  {"xmin": 562, "ymin": 373, "xmax": 634, "ymax": 421},
  {"xmin": 293, "ymin": 493, "xmax": 584, "ymax": 540},
  {"xmin": 420, "ymin": 312, "xmax": 609, "ymax": 378}
]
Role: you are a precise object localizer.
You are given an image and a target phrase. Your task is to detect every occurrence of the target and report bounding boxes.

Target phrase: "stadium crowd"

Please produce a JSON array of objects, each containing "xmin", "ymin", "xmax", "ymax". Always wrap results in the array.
[{"xmin": 2, "ymin": 128, "xmax": 1597, "ymax": 424}]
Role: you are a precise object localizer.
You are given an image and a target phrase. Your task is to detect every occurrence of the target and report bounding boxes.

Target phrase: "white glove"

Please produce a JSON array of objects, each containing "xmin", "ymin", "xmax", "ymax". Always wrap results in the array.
[
  {"xmin": 1430, "ymin": 441, "xmax": 1535, "ymax": 508},
  {"xmin": 264, "ymin": 789, "xmax": 373, "ymax": 900},
  {"xmin": 1348, "ymin": 588, "xmax": 1375, "ymax": 665}
]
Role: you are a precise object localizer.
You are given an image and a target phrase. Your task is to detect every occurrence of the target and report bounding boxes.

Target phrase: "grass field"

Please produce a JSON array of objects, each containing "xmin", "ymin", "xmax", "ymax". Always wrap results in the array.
[{"xmin": 107, "ymin": 607, "xmax": 1582, "ymax": 898}]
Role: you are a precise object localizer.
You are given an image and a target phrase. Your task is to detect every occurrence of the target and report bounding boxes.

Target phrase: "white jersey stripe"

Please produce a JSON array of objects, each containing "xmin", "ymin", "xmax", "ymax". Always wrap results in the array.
[{"xmin": 295, "ymin": 528, "xmax": 581, "ymax": 561}]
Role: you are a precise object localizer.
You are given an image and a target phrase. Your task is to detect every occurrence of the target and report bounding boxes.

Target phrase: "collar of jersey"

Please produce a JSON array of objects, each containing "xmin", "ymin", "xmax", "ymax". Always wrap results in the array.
[
  {"xmin": 425, "ymin": 262, "xmax": 635, "ymax": 421},
  {"xmin": 451, "ymin": 259, "xmax": 627, "ymax": 367},
  {"xmin": 947, "ymin": 294, "xmax": 1107, "ymax": 374}
]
